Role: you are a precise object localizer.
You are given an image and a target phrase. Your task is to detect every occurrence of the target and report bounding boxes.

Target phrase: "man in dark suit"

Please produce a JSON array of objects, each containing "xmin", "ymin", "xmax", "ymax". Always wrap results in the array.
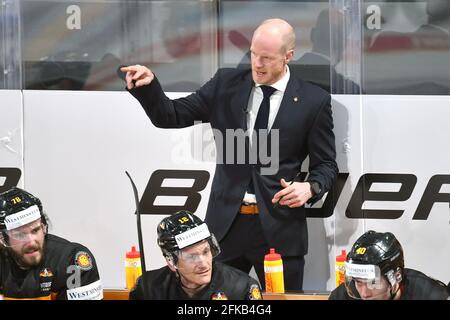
[{"xmin": 121, "ymin": 18, "xmax": 338, "ymax": 291}]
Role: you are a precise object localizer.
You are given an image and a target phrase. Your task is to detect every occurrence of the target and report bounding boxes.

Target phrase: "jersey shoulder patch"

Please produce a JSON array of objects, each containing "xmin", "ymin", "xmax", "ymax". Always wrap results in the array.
[
  {"xmin": 249, "ymin": 284, "xmax": 262, "ymax": 300},
  {"xmin": 74, "ymin": 251, "xmax": 93, "ymax": 271}
]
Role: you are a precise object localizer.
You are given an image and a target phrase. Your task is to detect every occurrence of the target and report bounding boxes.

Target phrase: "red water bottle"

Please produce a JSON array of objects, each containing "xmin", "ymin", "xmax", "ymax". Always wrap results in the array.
[
  {"xmin": 264, "ymin": 248, "xmax": 285, "ymax": 293},
  {"xmin": 335, "ymin": 249, "xmax": 347, "ymax": 287},
  {"xmin": 125, "ymin": 246, "xmax": 142, "ymax": 290}
]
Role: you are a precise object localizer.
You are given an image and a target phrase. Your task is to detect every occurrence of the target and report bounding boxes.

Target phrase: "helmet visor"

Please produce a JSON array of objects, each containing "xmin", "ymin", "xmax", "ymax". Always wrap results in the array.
[
  {"xmin": 1, "ymin": 218, "xmax": 46, "ymax": 247},
  {"xmin": 344, "ymin": 262, "xmax": 391, "ymax": 300},
  {"xmin": 176, "ymin": 235, "xmax": 221, "ymax": 264}
]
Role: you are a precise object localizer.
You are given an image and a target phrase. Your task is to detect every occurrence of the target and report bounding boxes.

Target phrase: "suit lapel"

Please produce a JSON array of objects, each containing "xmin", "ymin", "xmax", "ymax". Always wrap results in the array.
[
  {"xmin": 271, "ymin": 77, "xmax": 303, "ymax": 131},
  {"xmin": 230, "ymin": 72, "xmax": 254, "ymax": 131}
]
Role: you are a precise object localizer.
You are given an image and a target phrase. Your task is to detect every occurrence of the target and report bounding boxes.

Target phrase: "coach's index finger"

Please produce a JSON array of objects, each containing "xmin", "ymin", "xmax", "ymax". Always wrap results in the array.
[{"xmin": 120, "ymin": 65, "xmax": 137, "ymax": 73}]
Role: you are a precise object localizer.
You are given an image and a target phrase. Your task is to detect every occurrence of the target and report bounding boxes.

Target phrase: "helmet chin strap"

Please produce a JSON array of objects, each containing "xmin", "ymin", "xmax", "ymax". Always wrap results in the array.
[
  {"xmin": 389, "ymin": 284, "xmax": 401, "ymax": 300},
  {"xmin": 385, "ymin": 268, "xmax": 403, "ymax": 299}
]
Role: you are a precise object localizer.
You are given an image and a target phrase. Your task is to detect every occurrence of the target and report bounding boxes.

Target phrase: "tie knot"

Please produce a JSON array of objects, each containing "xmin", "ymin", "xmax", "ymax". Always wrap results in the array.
[{"xmin": 260, "ymin": 85, "xmax": 276, "ymax": 99}]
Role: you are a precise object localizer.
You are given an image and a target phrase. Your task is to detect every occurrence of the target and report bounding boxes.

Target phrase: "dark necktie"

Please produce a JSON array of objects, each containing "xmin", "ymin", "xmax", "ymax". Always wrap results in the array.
[
  {"xmin": 253, "ymin": 85, "xmax": 277, "ymax": 134},
  {"xmin": 248, "ymin": 85, "xmax": 276, "ymax": 194}
]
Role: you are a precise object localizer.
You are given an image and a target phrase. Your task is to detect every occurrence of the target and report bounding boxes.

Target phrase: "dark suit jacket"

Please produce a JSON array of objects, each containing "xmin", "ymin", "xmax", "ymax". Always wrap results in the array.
[{"xmin": 130, "ymin": 68, "xmax": 338, "ymax": 257}]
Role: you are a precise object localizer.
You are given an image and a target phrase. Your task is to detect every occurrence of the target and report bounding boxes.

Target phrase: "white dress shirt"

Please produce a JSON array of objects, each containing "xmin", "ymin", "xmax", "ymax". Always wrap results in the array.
[{"xmin": 243, "ymin": 66, "xmax": 290, "ymax": 203}]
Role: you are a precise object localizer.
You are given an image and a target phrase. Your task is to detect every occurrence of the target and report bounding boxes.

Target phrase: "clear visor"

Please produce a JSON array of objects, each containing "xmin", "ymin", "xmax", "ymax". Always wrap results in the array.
[
  {"xmin": 175, "ymin": 235, "xmax": 221, "ymax": 265},
  {"xmin": 1, "ymin": 218, "xmax": 46, "ymax": 247},
  {"xmin": 344, "ymin": 263, "xmax": 392, "ymax": 300}
]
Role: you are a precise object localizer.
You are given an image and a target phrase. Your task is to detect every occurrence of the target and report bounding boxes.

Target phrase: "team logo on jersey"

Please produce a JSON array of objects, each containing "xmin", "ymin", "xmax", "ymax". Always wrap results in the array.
[
  {"xmin": 39, "ymin": 268, "xmax": 54, "ymax": 293},
  {"xmin": 249, "ymin": 284, "xmax": 262, "ymax": 300},
  {"xmin": 75, "ymin": 251, "xmax": 93, "ymax": 271},
  {"xmin": 211, "ymin": 292, "xmax": 228, "ymax": 300},
  {"xmin": 39, "ymin": 268, "xmax": 54, "ymax": 277}
]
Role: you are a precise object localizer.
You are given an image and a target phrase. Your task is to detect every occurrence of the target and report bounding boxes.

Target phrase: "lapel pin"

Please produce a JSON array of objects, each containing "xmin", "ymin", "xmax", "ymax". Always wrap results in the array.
[{"xmin": 293, "ymin": 97, "xmax": 299, "ymax": 102}]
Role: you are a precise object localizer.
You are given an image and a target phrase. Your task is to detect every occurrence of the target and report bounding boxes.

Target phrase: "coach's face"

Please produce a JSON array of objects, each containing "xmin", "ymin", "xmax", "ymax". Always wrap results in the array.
[{"xmin": 250, "ymin": 25, "xmax": 293, "ymax": 85}]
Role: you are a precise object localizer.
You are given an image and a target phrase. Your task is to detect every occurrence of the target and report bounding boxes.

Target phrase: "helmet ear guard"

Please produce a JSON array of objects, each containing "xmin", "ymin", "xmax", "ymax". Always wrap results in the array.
[
  {"xmin": 385, "ymin": 268, "xmax": 403, "ymax": 287},
  {"xmin": 394, "ymin": 268, "xmax": 403, "ymax": 283},
  {"xmin": 208, "ymin": 233, "xmax": 221, "ymax": 258},
  {"xmin": 165, "ymin": 254, "xmax": 178, "ymax": 271},
  {"xmin": 0, "ymin": 232, "xmax": 8, "ymax": 247}
]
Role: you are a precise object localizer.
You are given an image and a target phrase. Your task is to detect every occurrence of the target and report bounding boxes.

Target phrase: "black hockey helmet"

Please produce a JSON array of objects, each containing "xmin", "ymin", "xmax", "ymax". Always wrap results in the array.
[
  {"xmin": 346, "ymin": 230, "xmax": 404, "ymax": 278},
  {"xmin": 157, "ymin": 210, "xmax": 220, "ymax": 264},
  {"xmin": 0, "ymin": 187, "xmax": 47, "ymax": 232},
  {"xmin": 343, "ymin": 231, "xmax": 405, "ymax": 299}
]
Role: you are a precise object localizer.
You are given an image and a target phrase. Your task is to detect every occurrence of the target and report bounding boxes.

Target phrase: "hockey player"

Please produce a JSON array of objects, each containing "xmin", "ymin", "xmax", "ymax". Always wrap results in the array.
[
  {"xmin": 0, "ymin": 187, "xmax": 102, "ymax": 300},
  {"xmin": 129, "ymin": 210, "xmax": 262, "ymax": 300},
  {"xmin": 329, "ymin": 230, "xmax": 449, "ymax": 300}
]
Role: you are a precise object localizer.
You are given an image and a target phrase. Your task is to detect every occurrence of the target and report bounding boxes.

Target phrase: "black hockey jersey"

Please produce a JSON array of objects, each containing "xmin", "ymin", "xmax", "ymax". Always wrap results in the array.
[
  {"xmin": 130, "ymin": 261, "xmax": 262, "ymax": 300},
  {"xmin": 0, "ymin": 234, "xmax": 102, "ymax": 300},
  {"xmin": 329, "ymin": 268, "xmax": 449, "ymax": 300}
]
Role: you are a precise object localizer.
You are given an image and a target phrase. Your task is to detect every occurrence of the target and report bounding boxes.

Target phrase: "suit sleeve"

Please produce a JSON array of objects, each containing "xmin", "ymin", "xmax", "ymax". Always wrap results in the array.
[
  {"xmin": 306, "ymin": 94, "xmax": 339, "ymax": 204},
  {"xmin": 127, "ymin": 71, "xmax": 221, "ymax": 128}
]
